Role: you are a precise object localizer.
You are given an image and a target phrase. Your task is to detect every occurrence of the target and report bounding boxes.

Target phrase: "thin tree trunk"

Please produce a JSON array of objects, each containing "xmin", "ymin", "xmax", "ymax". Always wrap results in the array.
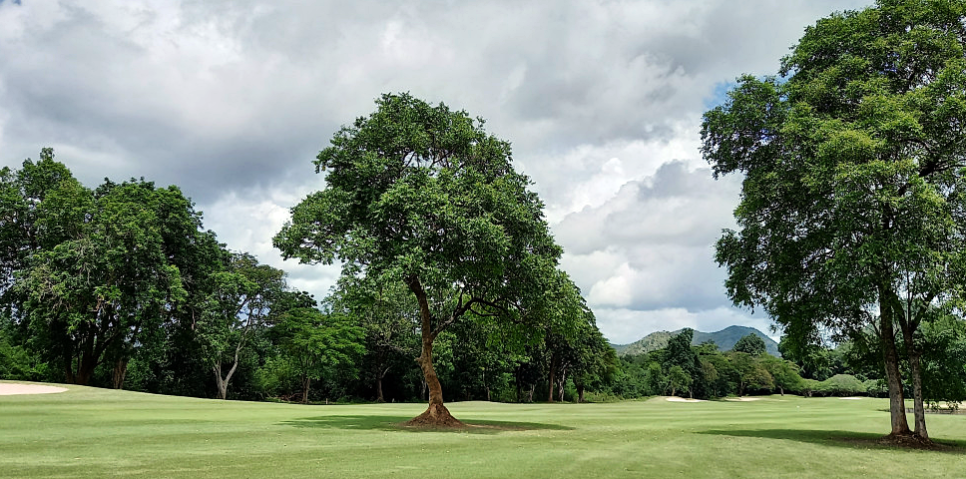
[
  {"xmin": 64, "ymin": 352, "xmax": 75, "ymax": 385},
  {"xmin": 879, "ymin": 294, "xmax": 912, "ymax": 437},
  {"xmin": 577, "ymin": 384, "xmax": 585, "ymax": 403},
  {"xmin": 898, "ymin": 317, "xmax": 928, "ymax": 440},
  {"xmin": 558, "ymin": 366, "xmax": 567, "ymax": 402},
  {"xmin": 547, "ymin": 355, "xmax": 556, "ymax": 403},
  {"xmin": 528, "ymin": 384, "xmax": 535, "ymax": 402},
  {"xmin": 302, "ymin": 376, "xmax": 311, "ymax": 404},
  {"xmin": 376, "ymin": 375, "xmax": 385, "ymax": 403},
  {"xmin": 405, "ymin": 276, "xmax": 462, "ymax": 427},
  {"xmin": 75, "ymin": 352, "xmax": 97, "ymax": 386},
  {"xmin": 213, "ymin": 364, "xmax": 227, "ymax": 400},
  {"xmin": 213, "ymin": 357, "xmax": 239, "ymax": 400},
  {"xmin": 906, "ymin": 348, "xmax": 928, "ymax": 439}
]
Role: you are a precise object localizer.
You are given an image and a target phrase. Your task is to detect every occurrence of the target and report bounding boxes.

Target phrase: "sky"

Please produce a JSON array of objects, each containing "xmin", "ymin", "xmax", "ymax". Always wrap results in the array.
[{"xmin": 0, "ymin": 0, "xmax": 872, "ymax": 344}]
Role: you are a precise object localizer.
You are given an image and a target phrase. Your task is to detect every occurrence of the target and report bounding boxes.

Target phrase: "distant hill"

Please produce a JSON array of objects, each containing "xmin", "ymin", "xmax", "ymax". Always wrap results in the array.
[{"xmin": 611, "ymin": 325, "xmax": 780, "ymax": 357}]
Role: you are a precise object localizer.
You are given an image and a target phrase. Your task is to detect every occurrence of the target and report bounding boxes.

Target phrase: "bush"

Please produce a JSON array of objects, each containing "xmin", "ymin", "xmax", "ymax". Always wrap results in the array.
[
  {"xmin": 863, "ymin": 379, "xmax": 887, "ymax": 398},
  {"xmin": 816, "ymin": 374, "xmax": 866, "ymax": 396},
  {"xmin": 799, "ymin": 378, "xmax": 821, "ymax": 397},
  {"xmin": 0, "ymin": 339, "xmax": 48, "ymax": 381}
]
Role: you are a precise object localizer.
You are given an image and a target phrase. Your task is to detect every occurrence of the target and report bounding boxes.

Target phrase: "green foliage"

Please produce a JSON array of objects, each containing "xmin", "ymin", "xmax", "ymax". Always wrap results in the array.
[
  {"xmin": 734, "ymin": 334, "xmax": 767, "ymax": 356},
  {"xmin": 0, "ymin": 335, "xmax": 47, "ymax": 381},
  {"xmin": 816, "ymin": 374, "xmax": 867, "ymax": 397},
  {"xmin": 667, "ymin": 366, "xmax": 692, "ymax": 397},
  {"xmin": 273, "ymin": 93, "xmax": 576, "ymax": 414},
  {"xmin": 274, "ymin": 92, "xmax": 561, "ymax": 300},
  {"xmin": 918, "ymin": 314, "xmax": 966, "ymax": 407},
  {"xmin": 702, "ymin": 0, "xmax": 966, "ymax": 435}
]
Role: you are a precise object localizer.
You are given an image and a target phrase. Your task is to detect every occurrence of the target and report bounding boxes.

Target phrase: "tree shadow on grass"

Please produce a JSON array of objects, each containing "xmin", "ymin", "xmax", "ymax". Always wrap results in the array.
[
  {"xmin": 699, "ymin": 429, "xmax": 966, "ymax": 454},
  {"xmin": 280, "ymin": 415, "xmax": 574, "ymax": 434}
]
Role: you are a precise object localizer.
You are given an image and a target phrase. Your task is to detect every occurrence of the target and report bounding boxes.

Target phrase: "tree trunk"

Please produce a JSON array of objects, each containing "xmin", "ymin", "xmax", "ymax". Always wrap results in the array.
[
  {"xmin": 547, "ymin": 355, "xmax": 556, "ymax": 403},
  {"xmin": 899, "ymin": 315, "xmax": 929, "ymax": 441},
  {"xmin": 213, "ymin": 359, "xmax": 239, "ymax": 400},
  {"xmin": 404, "ymin": 276, "xmax": 462, "ymax": 427},
  {"xmin": 75, "ymin": 352, "xmax": 97, "ymax": 386},
  {"xmin": 879, "ymin": 294, "xmax": 912, "ymax": 437},
  {"xmin": 906, "ymin": 348, "xmax": 928, "ymax": 439},
  {"xmin": 558, "ymin": 366, "xmax": 567, "ymax": 402},
  {"xmin": 64, "ymin": 355, "xmax": 75, "ymax": 385},
  {"xmin": 577, "ymin": 384, "xmax": 585, "ymax": 403},
  {"xmin": 779, "ymin": 386, "xmax": 784, "ymax": 396},
  {"xmin": 112, "ymin": 358, "xmax": 128, "ymax": 390},
  {"xmin": 376, "ymin": 375, "xmax": 385, "ymax": 403},
  {"xmin": 528, "ymin": 384, "xmax": 535, "ymax": 402},
  {"xmin": 301, "ymin": 376, "xmax": 311, "ymax": 404},
  {"xmin": 214, "ymin": 366, "xmax": 228, "ymax": 400}
]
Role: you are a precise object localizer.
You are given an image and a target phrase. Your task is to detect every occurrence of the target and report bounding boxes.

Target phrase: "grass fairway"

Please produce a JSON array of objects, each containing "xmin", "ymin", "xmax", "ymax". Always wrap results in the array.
[{"xmin": 2, "ymin": 381, "xmax": 965, "ymax": 478}]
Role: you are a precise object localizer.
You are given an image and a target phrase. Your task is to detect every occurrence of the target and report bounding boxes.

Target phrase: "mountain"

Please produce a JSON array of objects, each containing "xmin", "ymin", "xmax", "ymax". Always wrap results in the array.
[{"xmin": 611, "ymin": 325, "xmax": 780, "ymax": 357}]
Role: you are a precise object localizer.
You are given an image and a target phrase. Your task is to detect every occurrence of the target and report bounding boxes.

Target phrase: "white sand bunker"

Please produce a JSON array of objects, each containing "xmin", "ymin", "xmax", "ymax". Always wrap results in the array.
[
  {"xmin": 0, "ymin": 383, "xmax": 68, "ymax": 396},
  {"xmin": 666, "ymin": 396, "xmax": 704, "ymax": 402},
  {"xmin": 725, "ymin": 397, "xmax": 762, "ymax": 402},
  {"xmin": 840, "ymin": 397, "xmax": 864, "ymax": 400}
]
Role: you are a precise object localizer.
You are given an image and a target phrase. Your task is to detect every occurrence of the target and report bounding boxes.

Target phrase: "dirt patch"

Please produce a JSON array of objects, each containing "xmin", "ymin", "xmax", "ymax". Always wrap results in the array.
[
  {"xmin": 841, "ymin": 434, "xmax": 964, "ymax": 453},
  {"xmin": 0, "ymin": 383, "xmax": 68, "ymax": 396}
]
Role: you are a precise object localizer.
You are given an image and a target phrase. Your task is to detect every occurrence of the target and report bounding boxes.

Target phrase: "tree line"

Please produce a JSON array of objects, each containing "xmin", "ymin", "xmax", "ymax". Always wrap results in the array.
[{"xmin": 0, "ymin": 142, "xmax": 615, "ymax": 409}]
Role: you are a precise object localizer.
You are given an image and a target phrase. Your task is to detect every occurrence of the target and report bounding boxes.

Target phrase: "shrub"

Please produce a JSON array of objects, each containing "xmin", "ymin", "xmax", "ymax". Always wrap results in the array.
[{"xmin": 816, "ymin": 374, "xmax": 866, "ymax": 396}]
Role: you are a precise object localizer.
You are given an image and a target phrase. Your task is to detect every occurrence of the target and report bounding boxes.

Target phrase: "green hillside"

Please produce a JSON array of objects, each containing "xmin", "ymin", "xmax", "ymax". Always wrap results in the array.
[{"xmin": 611, "ymin": 325, "xmax": 780, "ymax": 357}]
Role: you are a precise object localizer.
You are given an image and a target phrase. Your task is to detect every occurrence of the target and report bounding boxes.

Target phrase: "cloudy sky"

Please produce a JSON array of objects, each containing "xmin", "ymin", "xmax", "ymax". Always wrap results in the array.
[{"xmin": 0, "ymin": 0, "xmax": 871, "ymax": 344}]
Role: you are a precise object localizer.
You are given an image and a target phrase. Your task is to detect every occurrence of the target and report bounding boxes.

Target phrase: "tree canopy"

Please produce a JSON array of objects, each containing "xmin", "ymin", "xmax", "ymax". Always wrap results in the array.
[{"xmin": 275, "ymin": 93, "xmax": 569, "ymax": 425}]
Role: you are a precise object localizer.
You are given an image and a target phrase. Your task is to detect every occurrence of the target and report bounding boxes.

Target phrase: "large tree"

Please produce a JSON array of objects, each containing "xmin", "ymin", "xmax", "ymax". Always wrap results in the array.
[
  {"xmin": 275, "ymin": 93, "xmax": 562, "ymax": 425},
  {"xmin": 16, "ymin": 175, "xmax": 192, "ymax": 386},
  {"xmin": 702, "ymin": 0, "xmax": 966, "ymax": 443}
]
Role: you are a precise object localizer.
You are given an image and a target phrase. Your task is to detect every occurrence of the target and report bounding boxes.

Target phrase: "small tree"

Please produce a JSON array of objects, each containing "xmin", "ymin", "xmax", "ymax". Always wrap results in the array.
[
  {"xmin": 760, "ymin": 355, "xmax": 803, "ymax": 396},
  {"xmin": 273, "ymin": 307, "xmax": 365, "ymax": 403},
  {"xmin": 197, "ymin": 253, "xmax": 284, "ymax": 400}
]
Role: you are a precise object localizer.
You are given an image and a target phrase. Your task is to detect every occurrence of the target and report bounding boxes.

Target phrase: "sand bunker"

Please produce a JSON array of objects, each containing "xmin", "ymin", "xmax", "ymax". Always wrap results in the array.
[
  {"xmin": 0, "ymin": 383, "xmax": 68, "ymax": 396},
  {"xmin": 839, "ymin": 397, "xmax": 864, "ymax": 400},
  {"xmin": 665, "ymin": 396, "xmax": 704, "ymax": 403},
  {"xmin": 725, "ymin": 397, "xmax": 761, "ymax": 402}
]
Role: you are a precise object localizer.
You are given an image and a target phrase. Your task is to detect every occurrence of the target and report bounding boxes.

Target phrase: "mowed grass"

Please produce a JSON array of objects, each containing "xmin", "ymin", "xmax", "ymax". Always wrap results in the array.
[{"xmin": 2, "ymin": 381, "xmax": 965, "ymax": 478}]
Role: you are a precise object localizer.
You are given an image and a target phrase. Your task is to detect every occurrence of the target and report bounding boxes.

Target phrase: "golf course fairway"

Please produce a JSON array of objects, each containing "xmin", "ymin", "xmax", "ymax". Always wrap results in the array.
[{"xmin": 2, "ymin": 381, "xmax": 964, "ymax": 478}]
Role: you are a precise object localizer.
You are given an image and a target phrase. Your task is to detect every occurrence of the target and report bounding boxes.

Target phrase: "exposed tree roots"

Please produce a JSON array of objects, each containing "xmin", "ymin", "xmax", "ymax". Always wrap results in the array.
[
  {"xmin": 878, "ymin": 433, "xmax": 936, "ymax": 450},
  {"xmin": 403, "ymin": 403, "xmax": 464, "ymax": 428}
]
